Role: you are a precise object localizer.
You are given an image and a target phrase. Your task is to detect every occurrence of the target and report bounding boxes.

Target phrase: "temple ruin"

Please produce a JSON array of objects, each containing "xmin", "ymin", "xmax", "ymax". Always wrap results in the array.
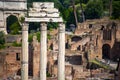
[
  {"xmin": 0, "ymin": 0, "xmax": 120, "ymax": 80},
  {"xmin": 22, "ymin": 2, "xmax": 65, "ymax": 80}
]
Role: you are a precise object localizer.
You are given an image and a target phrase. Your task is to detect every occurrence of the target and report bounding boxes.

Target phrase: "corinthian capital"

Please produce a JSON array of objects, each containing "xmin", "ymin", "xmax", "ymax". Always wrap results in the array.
[
  {"xmin": 59, "ymin": 23, "xmax": 65, "ymax": 33},
  {"xmin": 40, "ymin": 23, "xmax": 47, "ymax": 31},
  {"xmin": 22, "ymin": 22, "xmax": 29, "ymax": 31}
]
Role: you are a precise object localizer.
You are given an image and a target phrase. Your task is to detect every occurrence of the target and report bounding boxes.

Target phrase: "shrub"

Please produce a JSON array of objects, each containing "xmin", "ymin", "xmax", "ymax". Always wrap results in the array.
[
  {"xmin": 0, "ymin": 31, "xmax": 5, "ymax": 49},
  {"xmin": 12, "ymin": 42, "xmax": 22, "ymax": 47}
]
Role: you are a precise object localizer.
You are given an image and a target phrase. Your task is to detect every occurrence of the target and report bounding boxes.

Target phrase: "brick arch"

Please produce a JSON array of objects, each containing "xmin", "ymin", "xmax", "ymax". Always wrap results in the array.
[{"xmin": 102, "ymin": 44, "xmax": 111, "ymax": 59}]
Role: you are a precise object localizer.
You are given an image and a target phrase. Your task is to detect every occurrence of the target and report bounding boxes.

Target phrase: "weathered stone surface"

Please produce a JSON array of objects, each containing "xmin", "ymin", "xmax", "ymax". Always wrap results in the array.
[
  {"xmin": 5, "ymin": 0, "xmax": 26, "ymax": 1},
  {"xmin": 33, "ymin": 2, "xmax": 54, "ymax": 8},
  {"xmin": 58, "ymin": 23, "xmax": 65, "ymax": 80},
  {"xmin": 28, "ymin": 12, "xmax": 60, "ymax": 17},
  {"xmin": 40, "ymin": 23, "xmax": 47, "ymax": 80},
  {"xmin": 25, "ymin": 17, "xmax": 63, "ymax": 22},
  {"xmin": 0, "ymin": 47, "xmax": 21, "ymax": 78},
  {"xmin": 65, "ymin": 65, "xmax": 73, "ymax": 76},
  {"xmin": 32, "ymin": 36, "xmax": 40, "ymax": 77},
  {"xmin": 1, "ymin": 2, "xmax": 27, "ymax": 10},
  {"xmin": 29, "ymin": 8, "xmax": 58, "ymax": 13},
  {"xmin": 26, "ymin": 2, "xmax": 63, "ymax": 23},
  {"xmin": 0, "ymin": 1, "xmax": 3, "ymax": 9},
  {"xmin": 21, "ymin": 23, "xmax": 29, "ymax": 80}
]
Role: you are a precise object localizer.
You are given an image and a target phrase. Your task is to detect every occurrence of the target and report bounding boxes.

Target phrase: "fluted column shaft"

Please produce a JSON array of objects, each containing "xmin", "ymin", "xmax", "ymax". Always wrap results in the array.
[
  {"xmin": 58, "ymin": 23, "xmax": 65, "ymax": 80},
  {"xmin": 40, "ymin": 23, "xmax": 47, "ymax": 80},
  {"xmin": 21, "ymin": 23, "xmax": 29, "ymax": 80}
]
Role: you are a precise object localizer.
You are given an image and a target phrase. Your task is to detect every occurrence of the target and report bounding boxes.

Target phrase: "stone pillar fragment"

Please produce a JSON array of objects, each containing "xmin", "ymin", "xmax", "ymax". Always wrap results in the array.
[
  {"xmin": 21, "ymin": 23, "xmax": 29, "ymax": 80},
  {"xmin": 58, "ymin": 23, "xmax": 65, "ymax": 80},
  {"xmin": 40, "ymin": 23, "xmax": 47, "ymax": 80}
]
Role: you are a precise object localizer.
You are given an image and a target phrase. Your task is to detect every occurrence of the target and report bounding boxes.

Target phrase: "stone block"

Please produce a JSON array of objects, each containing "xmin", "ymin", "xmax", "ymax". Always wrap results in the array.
[
  {"xmin": 0, "ymin": 1, "xmax": 3, "ymax": 8},
  {"xmin": 25, "ymin": 17, "xmax": 63, "ymax": 22},
  {"xmin": 0, "ymin": 11, "xmax": 3, "ymax": 21},
  {"xmin": 4, "ymin": 2, "xmax": 27, "ymax": 10},
  {"xmin": 33, "ymin": 2, "xmax": 54, "ymax": 8},
  {"xmin": 65, "ymin": 65, "xmax": 72, "ymax": 76},
  {"xmin": 28, "ymin": 12, "xmax": 60, "ymax": 17},
  {"xmin": 29, "ymin": 8, "xmax": 58, "ymax": 13},
  {"xmin": 66, "ymin": 75, "xmax": 72, "ymax": 80}
]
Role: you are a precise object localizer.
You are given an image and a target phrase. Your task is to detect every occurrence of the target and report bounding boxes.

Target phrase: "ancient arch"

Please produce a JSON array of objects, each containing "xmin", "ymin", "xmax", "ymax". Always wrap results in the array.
[
  {"xmin": 6, "ymin": 15, "xmax": 20, "ymax": 34},
  {"xmin": 0, "ymin": 0, "xmax": 27, "ymax": 34},
  {"xmin": 102, "ymin": 44, "xmax": 111, "ymax": 59}
]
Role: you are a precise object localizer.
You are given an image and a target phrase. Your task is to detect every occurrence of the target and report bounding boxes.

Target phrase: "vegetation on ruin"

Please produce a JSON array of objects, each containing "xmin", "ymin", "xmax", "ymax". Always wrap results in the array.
[
  {"xmin": 28, "ymin": 32, "xmax": 52, "ymax": 42},
  {"xmin": 0, "ymin": 32, "xmax": 5, "ymax": 49},
  {"xmin": 12, "ymin": 41, "xmax": 22, "ymax": 47},
  {"xmin": 28, "ymin": 33, "xmax": 34, "ymax": 42},
  {"xmin": 9, "ymin": 21, "xmax": 21, "ymax": 35},
  {"xmin": 7, "ymin": 15, "xmax": 21, "ymax": 35},
  {"xmin": 89, "ymin": 59, "xmax": 114, "ymax": 70},
  {"xmin": 28, "ymin": 32, "xmax": 41, "ymax": 42}
]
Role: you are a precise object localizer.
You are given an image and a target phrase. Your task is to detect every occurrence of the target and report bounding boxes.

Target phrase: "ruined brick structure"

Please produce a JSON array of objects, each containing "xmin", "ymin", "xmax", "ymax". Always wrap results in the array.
[
  {"xmin": 0, "ymin": 18, "xmax": 120, "ymax": 80},
  {"xmin": 0, "ymin": 1, "xmax": 120, "ymax": 79},
  {"xmin": 0, "ymin": 47, "xmax": 21, "ymax": 78}
]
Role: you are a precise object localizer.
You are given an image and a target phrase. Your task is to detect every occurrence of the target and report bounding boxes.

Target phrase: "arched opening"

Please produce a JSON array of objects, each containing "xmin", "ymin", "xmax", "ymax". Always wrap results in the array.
[
  {"xmin": 71, "ymin": 36, "xmax": 82, "ymax": 42},
  {"xmin": 102, "ymin": 44, "xmax": 111, "ymax": 59},
  {"xmin": 6, "ymin": 15, "xmax": 21, "ymax": 34}
]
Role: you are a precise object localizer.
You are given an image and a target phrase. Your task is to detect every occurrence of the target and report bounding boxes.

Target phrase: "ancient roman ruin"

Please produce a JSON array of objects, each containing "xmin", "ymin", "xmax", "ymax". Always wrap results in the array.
[
  {"xmin": 0, "ymin": 0, "xmax": 120, "ymax": 80},
  {"xmin": 0, "ymin": 0, "xmax": 27, "ymax": 34}
]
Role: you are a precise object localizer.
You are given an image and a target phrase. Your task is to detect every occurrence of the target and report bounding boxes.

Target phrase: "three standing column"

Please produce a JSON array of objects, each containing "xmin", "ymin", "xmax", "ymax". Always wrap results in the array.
[
  {"xmin": 58, "ymin": 23, "xmax": 65, "ymax": 80},
  {"xmin": 21, "ymin": 22, "xmax": 65, "ymax": 80},
  {"xmin": 40, "ymin": 23, "xmax": 47, "ymax": 80},
  {"xmin": 21, "ymin": 23, "xmax": 29, "ymax": 80}
]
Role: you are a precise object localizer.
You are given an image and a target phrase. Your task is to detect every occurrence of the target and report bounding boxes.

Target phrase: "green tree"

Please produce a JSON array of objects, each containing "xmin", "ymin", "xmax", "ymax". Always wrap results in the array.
[
  {"xmin": 71, "ymin": 0, "xmax": 78, "ymax": 28},
  {"xmin": 10, "ymin": 21, "xmax": 21, "ymax": 35},
  {"xmin": 85, "ymin": 0, "xmax": 103, "ymax": 19},
  {"xmin": 112, "ymin": 1, "xmax": 120, "ymax": 19}
]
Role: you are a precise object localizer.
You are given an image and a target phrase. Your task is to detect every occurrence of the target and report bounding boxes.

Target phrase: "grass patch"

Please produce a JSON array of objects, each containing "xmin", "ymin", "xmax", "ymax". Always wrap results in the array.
[
  {"xmin": 12, "ymin": 42, "xmax": 22, "ymax": 47},
  {"xmin": 89, "ymin": 59, "xmax": 111, "ymax": 70}
]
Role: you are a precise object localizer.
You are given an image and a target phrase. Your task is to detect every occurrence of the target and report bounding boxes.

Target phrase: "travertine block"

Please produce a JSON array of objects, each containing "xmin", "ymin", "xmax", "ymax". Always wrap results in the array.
[
  {"xmin": 0, "ymin": 1, "xmax": 3, "ymax": 8},
  {"xmin": 28, "ymin": 12, "xmax": 60, "ymax": 17},
  {"xmin": 33, "ymin": 2, "xmax": 54, "ymax": 8},
  {"xmin": 3, "ymin": 2, "xmax": 27, "ymax": 10},
  {"xmin": 25, "ymin": 17, "xmax": 63, "ymax": 22},
  {"xmin": 29, "ymin": 8, "xmax": 58, "ymax": 13}
]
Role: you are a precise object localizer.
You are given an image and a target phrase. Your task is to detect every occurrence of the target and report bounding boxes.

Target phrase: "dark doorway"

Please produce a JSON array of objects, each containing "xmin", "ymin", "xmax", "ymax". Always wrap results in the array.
[
  {"xmin": 16, "ymin": 53, "xmax": 20, "ymax": 61},
  {"xmin": 6, "ymin": 15, "xmax": 21, "ymax": 34},
  {"xmin": 65, "ymin": 55, "xmax": 82, "ymax": 65},
  {"xmin": 102, "ymin": 44, "xmax": 111, "ymax": 59},
  {"xmin": 71, "ymin": 36, "xmax": 82, "ymax": 42}
]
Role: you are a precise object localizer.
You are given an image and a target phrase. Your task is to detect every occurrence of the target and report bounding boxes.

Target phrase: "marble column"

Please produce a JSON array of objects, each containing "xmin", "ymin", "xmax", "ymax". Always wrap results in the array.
[
  {"xmin": 21, "ymin": 23, "xmax": 29, "ymax": 80},
  {"xmin": 40, "ymin": 23, "xmax": 47, "ymax": 80},
  {"xmin": 58, "ymin": 23, "xmax": 65, "ymax": 80}
]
